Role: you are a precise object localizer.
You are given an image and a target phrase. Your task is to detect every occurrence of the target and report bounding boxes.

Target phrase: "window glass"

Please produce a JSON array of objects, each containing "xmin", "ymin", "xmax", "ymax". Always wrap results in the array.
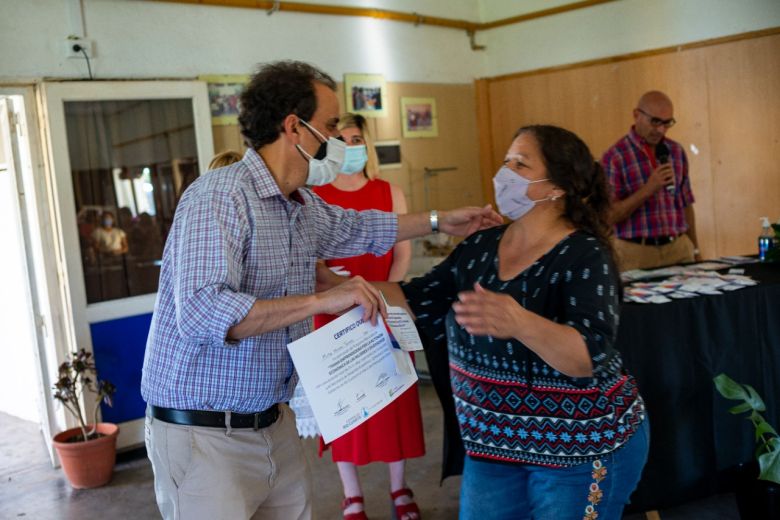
[{"xmin": 65, "ymin": 99, "xmax": 199, "ymax": 303}]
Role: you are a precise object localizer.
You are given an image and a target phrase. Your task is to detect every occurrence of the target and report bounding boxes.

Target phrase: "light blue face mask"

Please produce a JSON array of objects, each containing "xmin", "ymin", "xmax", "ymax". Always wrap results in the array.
[{"xmin": 340, "ymin": 145, "xmax": 368, "ymax": 175}]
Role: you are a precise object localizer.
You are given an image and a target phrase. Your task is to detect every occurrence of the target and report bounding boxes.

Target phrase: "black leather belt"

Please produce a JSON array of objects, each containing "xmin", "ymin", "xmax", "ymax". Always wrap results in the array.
[
  {"xmin": 151, "ymin": 404, "xmax": 279, "ymax": 430},
  {"xmin": 624, "ymin": 235, "xmax": 679, "ymax": 246}
]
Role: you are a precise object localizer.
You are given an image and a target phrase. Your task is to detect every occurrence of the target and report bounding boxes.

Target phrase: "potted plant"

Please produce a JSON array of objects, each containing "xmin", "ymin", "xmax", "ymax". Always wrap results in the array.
[
  {"xmin": 52, "ymin": 348, "xmax": 119, "ymax": 489},
  {"xmin": 713, "ymin": 373, "xmax": 779, "ymax": 518}
]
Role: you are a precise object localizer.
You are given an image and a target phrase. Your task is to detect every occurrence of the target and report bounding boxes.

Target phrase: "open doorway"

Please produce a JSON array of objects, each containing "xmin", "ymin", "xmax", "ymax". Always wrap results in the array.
[
  {"xmin": 0, "ymin": 90, "xmax": 61, "ymax": 467},
  {"xmin": 0, "ymin": 97, "xmax": 40, "ymax": 422}
]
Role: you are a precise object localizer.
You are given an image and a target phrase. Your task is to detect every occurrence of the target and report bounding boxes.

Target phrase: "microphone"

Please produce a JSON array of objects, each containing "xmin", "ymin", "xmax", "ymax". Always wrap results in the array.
[{"xmin": 655, "ymin": 142, "xmax": 674, "ymax": 194}]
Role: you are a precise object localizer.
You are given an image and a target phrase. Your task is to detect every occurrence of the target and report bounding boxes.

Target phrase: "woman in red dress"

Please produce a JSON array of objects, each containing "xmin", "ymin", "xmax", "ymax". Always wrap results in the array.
[{"xmin": 313, "ymin": 113, "xmax": 425, "ymax": 520}]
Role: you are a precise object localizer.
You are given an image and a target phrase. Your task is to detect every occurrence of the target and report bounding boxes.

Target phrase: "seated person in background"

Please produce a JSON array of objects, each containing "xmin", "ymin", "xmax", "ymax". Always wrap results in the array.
[
  {"xmin": 321, "ymin": 124, "xmax": 650, "ymax": 520},
  {"xmin": 129, "ymin": 212, "xmax": 163, "ymax": 261},
  {"xmin": 91, "ymin": 210, "xmax": 128, "ymax": 256},
  {"xmin": 601, "ymin": 90, "xmax": 701, "ymax": 271},
  {"xmin": 117, "ymin": 206, "xmax": 135, "ymax": 234}
]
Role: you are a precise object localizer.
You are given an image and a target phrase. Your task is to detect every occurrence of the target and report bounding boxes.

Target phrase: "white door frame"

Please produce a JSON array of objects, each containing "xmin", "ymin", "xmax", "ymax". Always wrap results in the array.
[
  {"xmin": 0, "ymin": 86, "xmax": 65, "ymax": 465},
  {"xmin": 39, "ymin": 81, "xmax": 213, "ymax": 449}
]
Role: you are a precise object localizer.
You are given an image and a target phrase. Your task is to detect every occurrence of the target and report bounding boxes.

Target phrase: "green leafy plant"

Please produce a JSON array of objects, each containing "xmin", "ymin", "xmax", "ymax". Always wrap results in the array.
[
  {"xmin": 714, "ymin": 373, "xmax": 780, "ymax": 484},
  {"xmin": 53, "ymin": 349, "xmax": 116, "ymax": 442}
]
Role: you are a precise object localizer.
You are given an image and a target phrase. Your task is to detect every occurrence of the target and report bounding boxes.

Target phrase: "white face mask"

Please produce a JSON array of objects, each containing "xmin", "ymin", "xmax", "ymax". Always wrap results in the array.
[
  {"xmin": 492, "ymin": 165, "xmax": 551, "ymax": 220},
  {"xmin": 296, "ymin": 119, "xmax": 346, "ymax": 186}
]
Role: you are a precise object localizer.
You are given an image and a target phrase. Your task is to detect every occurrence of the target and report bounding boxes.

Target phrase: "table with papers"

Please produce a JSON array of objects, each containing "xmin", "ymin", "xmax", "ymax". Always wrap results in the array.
[{"xmin": 616, "ymin": 260, "xmax": 780, "ymax": 511}]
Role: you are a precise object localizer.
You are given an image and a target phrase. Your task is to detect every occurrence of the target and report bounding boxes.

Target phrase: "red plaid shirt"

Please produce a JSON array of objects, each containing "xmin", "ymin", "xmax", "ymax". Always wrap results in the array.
[{"xmin": 601, "ymin": 127, "xmax": 694, "ymax": 239}]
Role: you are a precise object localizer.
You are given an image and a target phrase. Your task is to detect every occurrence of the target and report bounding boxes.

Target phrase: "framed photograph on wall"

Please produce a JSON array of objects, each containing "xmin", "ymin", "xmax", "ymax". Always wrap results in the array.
[
  {"xmin": 401, "ymin": 97, "xmax": 438, "ymax": 138},
  {"xmin": 199, "ymin": 75, "xmax": 250, "ymax": 125},
  {"xmin": 344, "ymin": 73, "xmax": 387, "ymax": 118},
  {"xmin": 375, "ymin": 140, "xmax": 402, "ymax": 170}
]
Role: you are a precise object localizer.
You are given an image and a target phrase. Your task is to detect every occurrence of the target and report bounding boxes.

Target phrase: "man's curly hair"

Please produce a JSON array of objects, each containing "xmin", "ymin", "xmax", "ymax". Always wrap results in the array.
[{"xmin": 239, "ymin": 61, "xmax": 336, "ymax": 149}]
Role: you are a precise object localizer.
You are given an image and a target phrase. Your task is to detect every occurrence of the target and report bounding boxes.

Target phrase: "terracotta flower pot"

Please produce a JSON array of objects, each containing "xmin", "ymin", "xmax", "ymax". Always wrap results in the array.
[{"xmin": 52, "ymin": 422, "xmax": 119, "ymax": 489}]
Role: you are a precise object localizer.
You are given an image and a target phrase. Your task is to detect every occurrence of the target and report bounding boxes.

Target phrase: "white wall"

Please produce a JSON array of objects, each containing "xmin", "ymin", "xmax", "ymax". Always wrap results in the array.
[
  {"xmin": 1, "ymin": 0, "xmax": 777, "ymax": 84},
  {"xmin": 0, "ymin": 0, "xmax": 484, "ymax": 83},
  {"xmin": 481, "ymin": 0, "xmax": 780, "ymax": 78}
]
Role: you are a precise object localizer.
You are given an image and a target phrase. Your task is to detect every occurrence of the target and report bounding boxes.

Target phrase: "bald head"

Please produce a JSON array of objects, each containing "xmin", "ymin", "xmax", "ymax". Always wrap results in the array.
[
  {"xmin": 638, "ymin": 91, "xmax": 673, "ymax": 113},
  {"xmin": 633, "ymin": 90, "xmax": 675, "ymax": 145}
]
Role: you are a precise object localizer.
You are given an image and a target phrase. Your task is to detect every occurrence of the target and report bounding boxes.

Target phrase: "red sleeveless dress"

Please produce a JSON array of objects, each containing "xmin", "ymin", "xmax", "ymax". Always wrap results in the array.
[{"xmin": 313, "ymin": 179, "xmax": 426, "ymax": 464}]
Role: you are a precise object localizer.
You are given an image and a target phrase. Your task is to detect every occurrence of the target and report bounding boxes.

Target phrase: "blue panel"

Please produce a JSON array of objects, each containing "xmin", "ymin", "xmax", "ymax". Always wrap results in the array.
[{"xmin": 90, "ymin": 313, "xmax": 152, "ymax": 424}]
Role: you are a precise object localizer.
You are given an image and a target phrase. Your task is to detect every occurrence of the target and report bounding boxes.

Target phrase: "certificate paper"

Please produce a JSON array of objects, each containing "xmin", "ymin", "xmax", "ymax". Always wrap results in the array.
[
  {"xmin": 287, "ymin": 307, "xmax": 418, "ymax": 443},
  {"xmin": 386, "ymin": 306, "xmax": 424, "ymax": 352}
]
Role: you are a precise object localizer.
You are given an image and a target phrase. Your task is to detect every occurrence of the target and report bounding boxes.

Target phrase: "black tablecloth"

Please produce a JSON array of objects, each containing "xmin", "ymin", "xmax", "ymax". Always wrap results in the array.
[
  {"xmin": 425, "ymin": 261, "xmax": 780, "ymax": 512},
  {"xmin": 618, "ymin": 261, "xmax": 780, "ymax": 511}
]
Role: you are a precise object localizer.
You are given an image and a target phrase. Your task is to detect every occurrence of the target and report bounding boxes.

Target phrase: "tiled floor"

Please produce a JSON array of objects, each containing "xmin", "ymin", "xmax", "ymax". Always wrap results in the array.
[{"xmin": 0, "ymin": 382, "xmax": 739, "ymax": 519}]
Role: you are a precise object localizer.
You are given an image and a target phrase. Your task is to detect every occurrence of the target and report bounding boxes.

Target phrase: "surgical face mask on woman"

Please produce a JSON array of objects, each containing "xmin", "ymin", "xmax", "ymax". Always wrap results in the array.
[
  {"xmin": 102, "ymin": 217, "xmax": 114, "ymax": 228},
  {"xmin": 340, "ymin": 144, "xmax": 368, "ymax": 175},
  {"xmin": 492, "ymin": 165, "xmax": 553, "ymax": 220},
  {"xmin": 296, "ymin": 119, "xmax": 348, "ymax": 186}
]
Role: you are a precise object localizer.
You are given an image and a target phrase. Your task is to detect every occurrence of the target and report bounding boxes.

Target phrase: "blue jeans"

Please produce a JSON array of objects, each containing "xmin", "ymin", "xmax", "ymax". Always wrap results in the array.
[{"xmin": 459, "ymin": 419, "xmax": 650, "ymax": 520}]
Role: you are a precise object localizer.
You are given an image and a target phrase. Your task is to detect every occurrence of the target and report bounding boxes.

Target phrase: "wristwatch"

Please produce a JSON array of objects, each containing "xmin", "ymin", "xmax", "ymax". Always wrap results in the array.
[{"xmin": 429, "ymin": 210, "xmax": 439, "ymax": 233}]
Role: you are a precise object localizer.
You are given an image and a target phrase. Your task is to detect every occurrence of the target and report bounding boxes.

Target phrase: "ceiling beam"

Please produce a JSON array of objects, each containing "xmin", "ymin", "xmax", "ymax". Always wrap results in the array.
[{"xmin": 144, "ymin": 0, "xmax": 617, "ymax": 33}]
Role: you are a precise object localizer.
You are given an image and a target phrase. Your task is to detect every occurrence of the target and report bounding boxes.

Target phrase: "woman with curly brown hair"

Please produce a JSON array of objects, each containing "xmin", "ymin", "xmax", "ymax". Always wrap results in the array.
[{"xmin": 322, "ymin": 124, "xmax": 650, "ymax": 519}]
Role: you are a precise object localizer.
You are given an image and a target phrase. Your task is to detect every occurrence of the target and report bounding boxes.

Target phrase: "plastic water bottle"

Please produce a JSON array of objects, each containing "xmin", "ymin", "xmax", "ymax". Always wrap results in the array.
[{"xmin": 758, "ymin": 217, "xmax": 773, "ymax": 261}]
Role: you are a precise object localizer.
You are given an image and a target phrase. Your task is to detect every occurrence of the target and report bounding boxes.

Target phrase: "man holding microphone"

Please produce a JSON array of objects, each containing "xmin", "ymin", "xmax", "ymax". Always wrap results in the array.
[{"xmin": 602, "ymin": 90, "xmax": 701, "ymax": 270}]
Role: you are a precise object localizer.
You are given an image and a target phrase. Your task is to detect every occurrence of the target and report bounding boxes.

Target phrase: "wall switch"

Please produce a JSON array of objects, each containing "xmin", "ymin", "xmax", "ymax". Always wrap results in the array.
[{"xmin": 65, "ymin": 38, "xmax": 95, "ymax": 59}]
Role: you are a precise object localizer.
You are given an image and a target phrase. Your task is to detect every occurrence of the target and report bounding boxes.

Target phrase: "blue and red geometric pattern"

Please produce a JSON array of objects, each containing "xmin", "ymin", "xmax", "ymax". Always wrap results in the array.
[{"xmin": 451, "ymin": 363, "xmax": 646, "ymax": 467}]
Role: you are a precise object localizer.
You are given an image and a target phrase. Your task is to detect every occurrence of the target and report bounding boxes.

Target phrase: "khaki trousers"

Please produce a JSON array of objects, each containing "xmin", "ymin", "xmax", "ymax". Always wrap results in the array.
[
  {"xmin": 614, "ymin": 234, "xmax": 695, "ymax": 272},
  {"xmin": 145, "ymin": 404, "xmax": 312, "ymax": 520}
]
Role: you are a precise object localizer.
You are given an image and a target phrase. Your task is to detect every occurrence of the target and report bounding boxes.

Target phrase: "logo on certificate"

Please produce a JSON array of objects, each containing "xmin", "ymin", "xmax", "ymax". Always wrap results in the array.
[
  {"xmin": 375, "ymin": 372, "xmax": 390, "ymax": 388},
  {"xmin": 334, "ymin": 398, "xmax": 350, "ymax": 417},
  {"xmin": 388, "ymin": 383, "xmax": 405, "ymax": 397},
  {"xmin": 344, "ymin": 413, "xmax": 361, "ymax": 428}
]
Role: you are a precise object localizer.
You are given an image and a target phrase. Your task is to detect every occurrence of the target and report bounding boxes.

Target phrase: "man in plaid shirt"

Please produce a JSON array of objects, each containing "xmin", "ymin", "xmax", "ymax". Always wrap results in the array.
[
  {"xmin": 141, "ymin": 61, "xmax": 501, "ymax": 520},
  {"xmin": 602, "ymin": 91, "xmax": 701, "ymax": 271}
]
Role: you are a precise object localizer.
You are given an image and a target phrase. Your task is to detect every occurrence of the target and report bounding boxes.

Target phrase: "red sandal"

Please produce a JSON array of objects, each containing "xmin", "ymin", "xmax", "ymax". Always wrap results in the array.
[
  {"xmin": 390, "ymin": 488, "xmax": 421, "ymax": 520},
  {"xmin": 342, "ymin": 496, "xmax": 368, "ymax": 520}
]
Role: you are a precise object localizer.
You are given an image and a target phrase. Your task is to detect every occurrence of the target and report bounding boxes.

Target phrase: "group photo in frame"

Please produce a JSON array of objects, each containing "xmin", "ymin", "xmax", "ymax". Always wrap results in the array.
[
  {"xmin": 401, "ymin": 97, "xmax": 438, "ymax": 138},
  {"xmin": 344, "ymin": 73, "xmax": 387, "ymax": 118},
  {"xmin": 199, "ymin": 74, "xmax": 249, "ymax": 126}
]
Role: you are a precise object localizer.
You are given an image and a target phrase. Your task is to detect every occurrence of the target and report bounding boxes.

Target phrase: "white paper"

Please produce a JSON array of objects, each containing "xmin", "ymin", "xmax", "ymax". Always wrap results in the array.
[
  {"xmin": 688, "ymin": 261, "xmax": 731, "ymax": 271},
  {"xmin": 287, "ymin": 307, "xmax": 417, "ymax": 444},
  {"xmin": 719, "ymin": 256, "xmax": 758, "ymax": 265},
  {"xmin": 385, "ymin": 306, "xmax": 424, "ymax": 352},
  {"xmin": 668, "ymin": 291, "xmax": 697, "ymax": 299}
]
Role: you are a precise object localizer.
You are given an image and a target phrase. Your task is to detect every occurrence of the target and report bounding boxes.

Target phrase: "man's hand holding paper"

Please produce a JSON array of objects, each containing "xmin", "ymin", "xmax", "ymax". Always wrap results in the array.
[{"xmin": 314, "ymin": 274, "xmax": 387, "ymax": 325}]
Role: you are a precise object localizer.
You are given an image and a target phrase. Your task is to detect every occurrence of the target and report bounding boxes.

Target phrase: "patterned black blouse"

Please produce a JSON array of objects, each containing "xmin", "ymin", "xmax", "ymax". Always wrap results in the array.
[{"xmin": 402, "ymin": 226, "xmax": 646, "ymax": 467}]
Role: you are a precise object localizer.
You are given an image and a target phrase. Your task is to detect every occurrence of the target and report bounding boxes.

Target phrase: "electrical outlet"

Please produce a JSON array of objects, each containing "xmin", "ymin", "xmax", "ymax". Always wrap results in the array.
[{"xmin": 65, "ymin": 38, "xmax": 95, "ymax": 59}]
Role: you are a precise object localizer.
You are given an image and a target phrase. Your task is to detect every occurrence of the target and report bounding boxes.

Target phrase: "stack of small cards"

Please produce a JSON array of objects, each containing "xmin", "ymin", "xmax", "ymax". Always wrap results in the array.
[{"xmin": 624, "ymin": 271, "xmax": 757, "ymax": 304}]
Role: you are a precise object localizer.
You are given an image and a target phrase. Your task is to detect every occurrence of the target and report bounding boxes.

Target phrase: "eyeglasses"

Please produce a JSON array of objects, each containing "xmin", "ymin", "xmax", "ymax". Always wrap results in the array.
[{"xmin": 637, "ymin": 108, "xmax": 676, "ymax": 128}]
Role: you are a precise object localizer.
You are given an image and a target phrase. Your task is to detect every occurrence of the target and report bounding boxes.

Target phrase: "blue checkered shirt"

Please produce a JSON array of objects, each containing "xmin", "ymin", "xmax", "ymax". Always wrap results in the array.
[{"xmin": 141, "ymin": 148, "xmax": 397, "ymax": 413}]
